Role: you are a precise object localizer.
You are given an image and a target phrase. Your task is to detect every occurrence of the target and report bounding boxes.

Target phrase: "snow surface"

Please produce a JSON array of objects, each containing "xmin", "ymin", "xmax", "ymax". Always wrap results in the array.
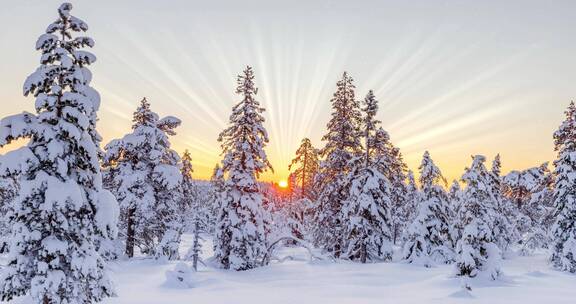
[{"xmin": 5, "ymin": 233, "xmax": 573, "ymax": 304}]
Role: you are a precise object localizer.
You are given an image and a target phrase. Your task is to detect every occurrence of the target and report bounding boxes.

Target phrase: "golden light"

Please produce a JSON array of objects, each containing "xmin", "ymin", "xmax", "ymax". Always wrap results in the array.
[{"xmin": 278, "ymin": 180, "xmax": 288, "ymax": 189}]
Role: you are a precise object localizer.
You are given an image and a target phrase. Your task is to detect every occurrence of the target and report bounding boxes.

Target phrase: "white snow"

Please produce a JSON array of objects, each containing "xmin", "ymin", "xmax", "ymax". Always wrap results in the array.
[
  {"xmin": 5, "ymin": 235, "xmax": 571, "ymax": 304},
  {"xmin": 95, "ymin": 189, "xmax": 120, "ymax": 239}
]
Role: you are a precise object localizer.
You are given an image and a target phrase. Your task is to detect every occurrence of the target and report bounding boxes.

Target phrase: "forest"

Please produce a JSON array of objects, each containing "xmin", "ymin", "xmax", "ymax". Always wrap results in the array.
[{"xmin": 0, "ymin": 3, "xmax": 575, "ymax": 304}]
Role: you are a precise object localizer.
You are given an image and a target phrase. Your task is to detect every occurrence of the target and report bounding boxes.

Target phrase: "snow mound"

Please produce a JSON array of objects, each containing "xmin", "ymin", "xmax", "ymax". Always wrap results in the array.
[{"xmin": 163, "ymin": 262, "xmax": 195, "ymax": 289}]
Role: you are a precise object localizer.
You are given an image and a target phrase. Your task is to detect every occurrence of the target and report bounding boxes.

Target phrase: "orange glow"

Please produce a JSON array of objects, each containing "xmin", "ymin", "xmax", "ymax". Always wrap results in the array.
[{"xmin": 278, "ymin": 180, "xmax": 288, "ymax": 189}]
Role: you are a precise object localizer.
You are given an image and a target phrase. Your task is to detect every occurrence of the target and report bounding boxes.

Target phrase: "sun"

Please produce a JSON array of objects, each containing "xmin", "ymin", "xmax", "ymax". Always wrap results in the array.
[{"xmin": 278, "ymin": 179, "xmax": 288, "ymax": 189}]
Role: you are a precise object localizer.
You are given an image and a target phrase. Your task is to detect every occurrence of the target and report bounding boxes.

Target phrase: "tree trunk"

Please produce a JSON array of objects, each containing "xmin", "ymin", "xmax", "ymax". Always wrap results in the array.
[
  {"xmin": 302, "ymin": 152, "xmax": 307, "ymax": 199},
  {"xmin": 192, "ymin": 219, "xmax": 199, "ymax": 271},
  {"xmin": 360, "ymin": 243, "xmax": 367, "ymax": 264},
  {"xmin": 125, "ymin": 207, "xmax": 136, "ymax": 258}
]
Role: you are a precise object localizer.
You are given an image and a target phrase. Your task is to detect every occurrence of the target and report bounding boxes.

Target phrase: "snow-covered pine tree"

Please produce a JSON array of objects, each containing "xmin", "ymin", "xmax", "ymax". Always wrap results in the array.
[
  {"xmin": 180, "ymin": 150, "xmax": 205, "ymax": 269},
  {"xmin": 288, "ymin": 138, "xmax": 319, "ymax": 199},
  {"xmin": 490, "ymin": 153, "xmax": 500, "ymax": 176},
  {"xmin": 180, "ymin": 150, "xmax": 195, "ymax": 211},
  {"xmin": 205, "ymin": 164, "xmax": 225, "ymax": 233},
  {"xmin": 449, "ymin": 180, "xmax": 465, "ymax": 244},
  {"xmin": 189, "ymin": 217, "xmax": 203, "ymax": 271},
  {"xmin": 399, "ymin": 169, "xmax": 419, "ymax": 243},
  {"xmin": 407, "ymin": 170, "xmax": 418, "ymax": 198},
  {"xmin": 550, "ymin": 101, "xmax": 576, "ymax": 273},
  {"xmin": 181, "ymin": 150, "xmax": 207, "ymax": 231},
  {"xmin": 341, "ymin": 90, "xmax": 394, "ymax": 263},
  {"xmin": 503, "ymin": 163, "xmax": 554, "ymax": 254},
  {"xmin": 455, "ymin": 155, "xmax": 501, "ymax": 280},
  {"xmin": 103, "ymin": 98, "xmax": 182, "ymax": 259},
  {"xmin": 0, "ymin": 3, "xmax": 117, "ymax": 302},
  {"xmin": 313, "ymin": 72, "xmax": 363, "ymax": 258},
  {"xmin": 288, "ymin": 172, "xmax": 298, "ymax": 200},
  {"xmin": 488, "ymin": 154, "xmax": 519, "ymax": 255},
  {"xmin": 214, "ymin": 66, "xmax": 272, "ymax": 271},
  {"xmin": 402, "ymin": 151, "xmax": 453, "ymax": 266},
  {"xmin": 362, "ymin": 90, "xmax": 380, "ymax": 163},
  {"xmin": 502, "ymin": 166, "xmax": 542, "ymax": 209},
  {"xmin": 371, "ymin": 127, "xmax": 409, "ymax": 244},
  {"xmin": 449, "ymin": 180, "xmax": 462, "ymax": 205},
  {"xmin": 343, "ymin": 165, "xmax": 394, "ymax": 262},
  {"xmin": 520, "ymin": 163, "xmax": 554, "ymax": 254}
]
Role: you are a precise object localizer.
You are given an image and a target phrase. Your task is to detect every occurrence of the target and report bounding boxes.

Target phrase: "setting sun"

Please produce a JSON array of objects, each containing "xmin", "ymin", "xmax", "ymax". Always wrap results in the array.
[{"xmin": 278, "ymin": 180, "xmax": 288, "ymax": 189}]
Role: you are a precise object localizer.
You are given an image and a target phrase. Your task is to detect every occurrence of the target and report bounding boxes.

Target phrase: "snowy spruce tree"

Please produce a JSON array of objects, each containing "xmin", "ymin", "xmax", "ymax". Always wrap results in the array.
[
  {"xmin": 550, "ymin": 101, "xmax": 576, "ymax": 273},
  {"xmin": 403, "ymin": 151, "xmax": 454, "ymax": 266},
  {"xmin": 488, "ymin": 154, "xmax": 519, "ymax": 255},
  {"xmin": 455, "ymin": 155, "xmax": 501, "ymax": 280},
  {"xmin": 449, "ymin": 180, "xmax": 463, "ymax": 208},
  {"xmin": 371, "ymin": 127, "xmax": 409, "ymax": 244},
  {"xmin": 103, "ymin": 98, "xmax": 182, "ymax": 259},
  {"xmin": 288, "ymin": 138, "xmax": 319, "ymax": 199},
  {"xmin": 0, "ymin": 3, "xmax": 117, "ymax": 303},
  {"xmin": 179, "ymin": 150, "xmax": 204, "ymax": 265},
  {"xmin": 313, "ymin": 72, "xmax": 363, "ymax": 258},
  {"xmin": 341, "ymin": 90, "xmax": 394, "ymax": 262},
  {"xmin": 205, "ymin": 164, "xmax": 225, "ymax": 233},
  {"xmin": 179, "ymin": 150, "xmax": 197, "ymax": 225},
  {"xmin": 520, "ymin": 164, "xmax": 554, "ymax": 254},
  {"xmin": 399, "ymin": 169, "xmax": 419, "ymax": 242},
  {"xmin": 214, "ymin": 66, "xmax": 272, "ymax": 271},
  {"xmin": 188, "ymin": 216, "xmax": 203, "ymax": 272},
  {"xmin": 503, "ymin": 163, "xmax": 554, "ymax": 254},
  {"xmin": 449, "ymin": 180, "xmax": 465, "ymax": 243}
]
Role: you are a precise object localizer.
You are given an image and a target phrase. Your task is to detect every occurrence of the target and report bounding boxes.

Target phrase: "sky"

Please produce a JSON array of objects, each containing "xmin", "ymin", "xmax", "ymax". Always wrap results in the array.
[{"xmin": 0, "ymin": 0, "xmax": 575, "ymax": 183}]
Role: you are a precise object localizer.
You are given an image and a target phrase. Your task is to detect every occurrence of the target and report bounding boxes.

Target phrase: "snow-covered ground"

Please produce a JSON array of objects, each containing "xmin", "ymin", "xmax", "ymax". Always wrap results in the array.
[
  {"xmin": 110, "ymin": 235, "xmax": 576, "ymax": 304},
  {"xmin": 6, "ymin": 233, "xmax": 576, "ymax": 304}
]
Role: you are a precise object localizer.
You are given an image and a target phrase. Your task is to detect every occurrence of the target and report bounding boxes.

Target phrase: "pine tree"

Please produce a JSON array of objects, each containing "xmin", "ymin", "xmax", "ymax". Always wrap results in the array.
[
  {"xmin": 180, "ymin": 151, "xmax": 196, "ymax": 210},
  {"xmin": 341, "ymin": 90, "xmax": 394, "ymax": 263},
  {"xmin": 288, "ymin": 172, "xmax": 299, "ymax": 200},
  {"xmin": 371, "ymin": 127, "xmax": 409, "ymax": 244},
  {"xmin": 550, "ymin": 101, "xmax": 576, "ymax": 272},
  {"xmin": 519, "ymin": 163, "xmax": 554, "ymax": 254},
  {"xmin": 313, "ymin": 72, "xmax": 363, "ymax": 258},
  {"xmin": 103, "ymin": 98, "xmax": 182, "ymax": 259},
  {"xmin": 449, "ymin": 180, "xmax": 462, "ymax": 204},
  {"xmin": 179, "ymin": 150, "xmax": 199, "ymax": 230},
  {"xmin": 343, "ymin": 165, "xmax": 394, "ymax": 262},
  {"xmin": 214, "ymin": 66, "xmax": 272, "ymax": 271},
  {"xmin": 503, "ymin": 163, "xmax": 554, "ymax": 254},
  {"xmin": 179, "ymin": 150, "xmax": 205, "ymax": 269},
  {"xmin": 362, "ymin": 90, "xmax": 380, "ymax": 164},
  {"xmin": 449, "ymin": 180, "xmax": 464, "ymax": 243},
  {"xmin": 288, "ymin": 138, "xmax": 319, "ymax": 199},
  {"xmin": 399, "ymin": 170, "xmax": 419, "ymax": 238},
  {"xmin": 489, "ymin": 154, "xmax": 519, "ymax": 255},
  {"xmin": 502, "ymin": 166, "xmax": 537, "ymax": 209},
  {"xmin": 189, "ymin": 217, "xmax": 203, "ymax": 271},
  {"xmin": 403, "ymin": 151, "xmax": 453, "ymax": 266},
  {"xmin": 491, "ymin": 154, "xmax": 501, "ymax": 176},
  {"xmin": 206, "ymin": 164, "xmax": 225, "ymax": 233},
  {"xmin": 455, "ymin": 155, "xmax": 501, "ymax": 280},
  {"xmin": 0, "ymin": 4, "xmax": 116, "ymax": 302}
]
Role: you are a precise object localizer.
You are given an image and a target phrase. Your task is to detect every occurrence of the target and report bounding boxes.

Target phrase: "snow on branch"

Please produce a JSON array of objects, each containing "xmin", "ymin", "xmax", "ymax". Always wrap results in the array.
[{"xmin": 0, "ymin": 112, "xmax": 37, "ymax": 146}]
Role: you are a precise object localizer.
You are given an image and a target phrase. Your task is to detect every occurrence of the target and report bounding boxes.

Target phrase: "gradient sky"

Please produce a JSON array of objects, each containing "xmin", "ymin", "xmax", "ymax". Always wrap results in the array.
[{"xmin": 1, "ymin": 0, "xmax": 575, "ymax": 183}]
